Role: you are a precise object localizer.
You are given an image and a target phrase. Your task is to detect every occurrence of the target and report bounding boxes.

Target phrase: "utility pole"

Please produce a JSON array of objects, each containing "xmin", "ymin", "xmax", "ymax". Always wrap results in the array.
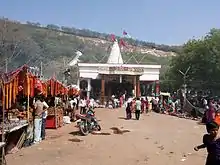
[
  {"xmin": 63, "ymin": 57, "xmax": 70, "ymax": 85},
  {"xmin": 178, "ymin": 66, "xmax": 191, "ymax": 107},
  {"xmin": 40, "ymin": 61, "xmax": 43, "ymax": 78},
  {"xmin": 5, "ymin": 59, "xmax": 7, "ymax": 73},
  {"xmin": 63, "ymin": 57, "xmax": 66, "ymax": 68}
]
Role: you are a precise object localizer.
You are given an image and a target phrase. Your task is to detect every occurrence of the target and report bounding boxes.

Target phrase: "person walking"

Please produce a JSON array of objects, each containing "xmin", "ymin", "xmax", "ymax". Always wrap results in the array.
[
  {"xmin": 145, "ymin": 97, "xmax": 149, "ymax": 113},
  {"xmin": 125, "ymin": 101, "xmax": 132, "ymax": 120},
  {"xmin": 135, "ymin": 97, "xmax": 141, "ymax": 120}
]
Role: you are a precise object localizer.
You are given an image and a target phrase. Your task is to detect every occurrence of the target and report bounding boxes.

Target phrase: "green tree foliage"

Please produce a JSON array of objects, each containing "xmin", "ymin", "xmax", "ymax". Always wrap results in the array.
[{"xmin": 164, "ymin": 29, "xmax": 220, "ymax": 94}]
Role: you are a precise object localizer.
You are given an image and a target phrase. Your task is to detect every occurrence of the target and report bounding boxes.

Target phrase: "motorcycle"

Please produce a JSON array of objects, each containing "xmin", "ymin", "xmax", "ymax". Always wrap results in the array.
[{"xmin": 75, "ymin": 109, "xmax": 101, "ymax": 136}]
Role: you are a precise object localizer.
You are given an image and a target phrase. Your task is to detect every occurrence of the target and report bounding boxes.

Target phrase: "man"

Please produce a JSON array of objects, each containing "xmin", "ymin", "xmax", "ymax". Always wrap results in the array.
[
  {"xmin": 41, "ymin": 99, "xmax": 49, "ymax": 140},
  {"xmin": 69, "ymin": 97, "xmax": 77, "ymax": 121},
  {"xmin": 89, "ymin": 98, "xmax": 95, "ymax": 109},
  {"xmin": 203, "ymin": 98, "xmax": 208, "ymax": 108},
  {"xmin": 33, "ymin": 95, "xmax": 48, "ymax": 144},
  {"xmin": 79, "ymin": 97, "xmax": 87, "ymax": 114},
  {"xmin": 135, "ymin": 97, "xmax": 141, "ymax": 120}
]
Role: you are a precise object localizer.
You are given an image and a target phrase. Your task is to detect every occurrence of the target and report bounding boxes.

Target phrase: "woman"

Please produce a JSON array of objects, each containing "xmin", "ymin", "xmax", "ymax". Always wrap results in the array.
[
  {"xmin": 145, "ymin": 97, "xmax": 149, "ymax": 113},
  {"xmin": 206, "ymin": 105, "xmax": 216, "ymax": 124},
  {"xmin": 131, "ymin": 98, "xmax": 136, "ymax": 113},
  {"xmin": 141, "ymin": 98, "xmax": 145, "ymax": 113},
  {"xmin": 125, "ymin": 101, "xmax": 132, "ymax": 119}
]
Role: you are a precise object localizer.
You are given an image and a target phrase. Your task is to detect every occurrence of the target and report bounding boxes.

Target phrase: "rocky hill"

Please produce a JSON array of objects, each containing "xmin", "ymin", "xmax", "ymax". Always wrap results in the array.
[{"xmin": 0, "ymin": 18, "xmax": 180, "ymax": 79}]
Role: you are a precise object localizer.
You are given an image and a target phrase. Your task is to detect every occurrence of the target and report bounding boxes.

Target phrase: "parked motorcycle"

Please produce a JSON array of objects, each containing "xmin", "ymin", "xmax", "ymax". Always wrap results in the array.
[{"xmin": 75, "ymin": 109, "xmax": 101, "ymax": 136}]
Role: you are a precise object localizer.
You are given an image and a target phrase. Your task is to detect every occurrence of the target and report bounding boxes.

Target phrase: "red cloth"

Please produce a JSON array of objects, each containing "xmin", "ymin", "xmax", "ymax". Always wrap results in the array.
[
  {"xmin": 119, "ymin": 97, "xmax": 123, "ymax": 107},
  {"xmin": 18, "ymin": 85, "xmax": 23, "ymax": 92},
  {"xmin": 119, "ymin": 39, "xmax": 127, "ymax": 47},
  {"xmin": 110, "ymin": 34, "xmax": 116, "ymax": 42},
  {"xmin": 35, "ymin": 79, "xmax": 43, "ymax": 92}
]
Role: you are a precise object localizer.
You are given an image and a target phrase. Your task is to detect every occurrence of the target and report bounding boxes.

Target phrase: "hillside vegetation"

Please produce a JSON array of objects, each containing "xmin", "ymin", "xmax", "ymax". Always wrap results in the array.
[{"xmin": 0, "ymin": 18, "xmax": 179, "ymax": 79}]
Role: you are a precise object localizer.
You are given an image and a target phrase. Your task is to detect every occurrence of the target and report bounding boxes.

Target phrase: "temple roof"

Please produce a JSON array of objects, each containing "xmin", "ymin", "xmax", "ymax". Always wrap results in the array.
[{"xmin": 107, "ymin": 40, "xmax": 124, "ymax": 64}]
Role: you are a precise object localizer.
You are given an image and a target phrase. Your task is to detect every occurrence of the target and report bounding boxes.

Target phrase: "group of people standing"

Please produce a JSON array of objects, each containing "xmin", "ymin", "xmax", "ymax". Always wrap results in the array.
[
  {"xmin": 64, "ymin": 96, "xmax": 93, "ymax": 121},
  {"xmin": 33, "ymin": 95, "xmax": 95, "ymax": 144},
  {"xmin": 125, "ymin": 97, "xmax": 149, "ymax": 120}
]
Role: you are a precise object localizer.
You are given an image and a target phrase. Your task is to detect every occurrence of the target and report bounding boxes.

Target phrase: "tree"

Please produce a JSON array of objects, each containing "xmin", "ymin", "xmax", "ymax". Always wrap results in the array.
[
  {"xmin": 0, "ymin": 20, "xmax": 23, "ymax": 71},
  {"xmin": 47, "ymin": 24, "xmax": 60, "ymax": 30},
  {"xmin": 165, "ymin": 29, "xmax": 220, "ymax": 95}
]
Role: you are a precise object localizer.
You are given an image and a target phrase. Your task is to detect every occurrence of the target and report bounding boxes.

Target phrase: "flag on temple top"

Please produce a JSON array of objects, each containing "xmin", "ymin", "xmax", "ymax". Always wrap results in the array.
[
  {"xmin": 119, "ymin": 38, "xmax": 127, "ymax": 48},
  {"xmin": 123, "ymin": 30, "xmax": 128, "ymax": 35},
  {"xmin": 110, "ymin": 34, "xmax": 116, "ymax": 42},
  {"xmin": 122, "ymin": 30, "xmax": 131, "ymax": 38}
]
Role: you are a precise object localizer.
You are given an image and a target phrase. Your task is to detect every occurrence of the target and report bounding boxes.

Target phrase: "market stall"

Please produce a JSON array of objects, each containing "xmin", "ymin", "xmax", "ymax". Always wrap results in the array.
[
  {"xmin": 45, "ymin": 78, "xmax": 67, "ymax": 129},
  {"xmin": 46, "ymin": 107, "xmax": 63, "ymax": 129},
  {"xmin": 0, "ymin": 65, "xmax": 38, "ymax": 154}
]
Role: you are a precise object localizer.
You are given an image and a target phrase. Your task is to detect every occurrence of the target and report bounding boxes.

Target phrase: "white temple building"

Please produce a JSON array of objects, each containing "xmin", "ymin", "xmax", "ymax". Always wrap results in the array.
[{"xmin": 76, "ymin": 40, "xmax": 161, "ymax": 103}]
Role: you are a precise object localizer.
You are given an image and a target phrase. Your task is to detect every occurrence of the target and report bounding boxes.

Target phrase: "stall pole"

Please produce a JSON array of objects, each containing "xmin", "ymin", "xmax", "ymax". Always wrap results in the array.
[
  {"xmin": 27, "ymin": 73, "xmax": 30, "ymax": 123},
  {"xmin": 1, "ymin": 81, "xmax": 6, "ymax": 165}
]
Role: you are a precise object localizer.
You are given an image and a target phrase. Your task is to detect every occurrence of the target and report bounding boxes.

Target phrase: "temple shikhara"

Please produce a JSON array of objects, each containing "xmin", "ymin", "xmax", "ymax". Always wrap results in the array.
[{"xmin": 77, "ymin": 40, "xmax": 161, "ymax": 104}]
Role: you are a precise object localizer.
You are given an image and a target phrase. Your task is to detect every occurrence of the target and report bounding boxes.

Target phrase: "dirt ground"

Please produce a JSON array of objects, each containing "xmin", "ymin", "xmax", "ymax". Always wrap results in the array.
[{"xmin": 7, "ymin": 108, "xmax": 208, "ymax": 165}]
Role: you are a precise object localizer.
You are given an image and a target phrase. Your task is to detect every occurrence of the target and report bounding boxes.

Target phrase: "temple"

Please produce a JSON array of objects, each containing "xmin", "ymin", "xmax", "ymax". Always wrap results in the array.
[{"xmin": 77, "ymin": 40, "xmax": 161, "ymax": 104}]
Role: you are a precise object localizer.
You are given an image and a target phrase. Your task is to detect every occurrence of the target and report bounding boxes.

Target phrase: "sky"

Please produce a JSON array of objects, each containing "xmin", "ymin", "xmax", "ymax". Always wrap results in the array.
[{"xmin": 0, "ymin": 0, "xmax": 220, "ymax": 45}]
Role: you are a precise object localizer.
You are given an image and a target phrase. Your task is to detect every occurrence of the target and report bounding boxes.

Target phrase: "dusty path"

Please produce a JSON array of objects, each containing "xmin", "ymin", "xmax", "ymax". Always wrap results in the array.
[{"xmin": 7, "ymin": 108, "xmax": 207, "ymax": 165}]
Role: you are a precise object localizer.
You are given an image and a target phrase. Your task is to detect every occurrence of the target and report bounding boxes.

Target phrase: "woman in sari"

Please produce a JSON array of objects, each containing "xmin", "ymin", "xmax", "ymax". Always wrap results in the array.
[
  {"xmin": 141, "ymin": 98, "xmax": 145, "ymax": 113},
  {"xmin": 206, "ymin": 104, "xmax": 216, "ymax": 124},
  {"xmin": 125, "ymin": 101, "xmax": 132, "ymax": 119},
  {"xmin": 131, "ymin": 98, "xmax": 136, "ymax": 113}
]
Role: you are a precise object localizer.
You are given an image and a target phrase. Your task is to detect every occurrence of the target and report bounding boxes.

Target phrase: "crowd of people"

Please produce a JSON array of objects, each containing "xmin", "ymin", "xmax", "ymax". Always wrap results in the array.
[
  {"xmin": 191, "ymin": 98, "xmax": 220, "ymax": 165},
  {"xmin": 31, "ymin": 91, "xmax": 220, "ymax": 165},
  {"xmin": 123, "ymin": 95, "xmax": 220, "ymax": 164},
  {"xmin": 32, "ymin": 94, "xmax": 97, "ymax": 144}
]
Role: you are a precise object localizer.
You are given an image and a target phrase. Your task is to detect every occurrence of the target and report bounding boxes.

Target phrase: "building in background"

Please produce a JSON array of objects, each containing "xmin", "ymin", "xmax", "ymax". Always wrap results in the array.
[{"xmin": 77, "ymin": 40, "xmax": 161, "ymax": 104}]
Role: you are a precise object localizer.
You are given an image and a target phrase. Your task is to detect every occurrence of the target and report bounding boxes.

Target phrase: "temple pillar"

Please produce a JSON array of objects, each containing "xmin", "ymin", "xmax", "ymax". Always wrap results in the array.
[
  {"xmin": 155, "ymin": 80, "xmax": 160, "ymax": 97},
  {"xmin": 107, "ymin": 82, "xmax": 111, "ymax": 101},
  {"xmin": 77, "ymin": 78, "xmax": 80, "ymax": 88},
  {"xmin": 136, "ymin": 76, "xmax": 140, "ymax": 97},
  {"xmin": 133, "ymin": 76, "xmax": 137, "ymax": 97},
  {"xmin": 101, "ymin": 77, "xmax": 105, "ymax": 105},
  {"xmin": 87, "ymin": 78, "xmax": 91, "ymax": 100}
]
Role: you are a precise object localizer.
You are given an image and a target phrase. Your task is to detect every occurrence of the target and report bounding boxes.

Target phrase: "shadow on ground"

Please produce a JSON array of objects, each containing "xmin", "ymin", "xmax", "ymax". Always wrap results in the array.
[
  {"xmin": 68, "ymin": 138, "xmax": 83, "ymax": 142},
  {"xmin": 110, "ymin": 127, "xmax": 131, "ymax": 135},
  {"xmin": 47, "ymin": 135, "xmax": 62, "ymax": 139},
  {"xmin": 118, "ymin": 117, "xmax": 137, "ymax": 120},
  {"xmin": 69, "ymin": 130, "xmax": 111, "ymax": 136},
  {"xmin": 118, "ymin": 117, "xmax": 127, "ymax": 120},
  {"xmin": 69, "ymin": 131, "xmax": 82, "ymax": 136}
]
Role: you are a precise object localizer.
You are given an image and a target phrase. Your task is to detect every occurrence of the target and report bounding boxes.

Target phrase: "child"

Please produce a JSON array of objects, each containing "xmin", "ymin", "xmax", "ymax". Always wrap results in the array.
[{"xmin": 194, "ymin": 121, "xmax": 220, "ymax": 165}]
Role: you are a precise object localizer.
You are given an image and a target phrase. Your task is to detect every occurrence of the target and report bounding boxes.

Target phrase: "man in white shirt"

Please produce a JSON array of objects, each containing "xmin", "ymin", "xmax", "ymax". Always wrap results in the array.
[
  {"xmin": 80, "ymin": 98, "xmax": 87, "ymax": 114},
  {"xmin": 89, "ymin": 98, "xmax": 95, "ymax": 109}
]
